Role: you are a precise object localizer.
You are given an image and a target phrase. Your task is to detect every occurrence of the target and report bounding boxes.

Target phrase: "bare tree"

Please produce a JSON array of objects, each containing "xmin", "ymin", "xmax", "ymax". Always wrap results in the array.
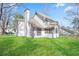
[
  {"xmin": 12, "ymin": 13, "xmax": 23, "ymax": 32},
  {"xmin": 0, "ymin": 3, "xmax": 16, "ymax": 34},
  {"xmin": 64, "ymin": 3, "xmax": 79, "ymax": 32}
]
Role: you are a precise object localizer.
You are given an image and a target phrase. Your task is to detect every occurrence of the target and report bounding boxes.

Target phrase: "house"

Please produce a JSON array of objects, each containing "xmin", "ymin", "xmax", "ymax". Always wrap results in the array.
[
  {"xmin": 60, "ymin": 26, "xmax": 79, "ymax": 35},
  {"xmin": 60, "ymin": 27, "xmax": 74, "ymax": 35},
  {"xmin": 16, "ymin": 9, "xmax": 60, "ymax": 38}
]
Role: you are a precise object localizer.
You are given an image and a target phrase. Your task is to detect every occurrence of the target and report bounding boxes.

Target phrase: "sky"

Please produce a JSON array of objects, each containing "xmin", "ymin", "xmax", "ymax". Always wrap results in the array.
[{"xmin": 15, "ymin": 3, "xmax": 74, "ymax": 27}]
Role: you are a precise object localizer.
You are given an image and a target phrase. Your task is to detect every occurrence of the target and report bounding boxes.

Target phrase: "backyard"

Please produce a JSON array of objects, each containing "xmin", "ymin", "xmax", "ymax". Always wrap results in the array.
[{"xmin": 0, "ymin": 35, "xmax": 79, "ymax": 56}]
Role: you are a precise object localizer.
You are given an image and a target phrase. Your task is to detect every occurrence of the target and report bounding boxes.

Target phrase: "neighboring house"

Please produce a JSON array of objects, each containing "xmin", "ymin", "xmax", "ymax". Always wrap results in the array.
[
  {"xmin": 16, "ymin": 9, "xmax": 60, "ymax": 38},
  {"xmin": 60, "ymin": 26, "xmax": 79, "ymax": 35},
  {"xmin": 60, "ymin": 27, "xmax": 73, "ymax": 35}
]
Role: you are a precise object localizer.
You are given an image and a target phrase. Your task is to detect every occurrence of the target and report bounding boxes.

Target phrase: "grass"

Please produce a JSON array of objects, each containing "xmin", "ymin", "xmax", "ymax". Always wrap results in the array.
[{"xmin": 0, "ymin": 35, "xmax": 79, "ymax": 56}]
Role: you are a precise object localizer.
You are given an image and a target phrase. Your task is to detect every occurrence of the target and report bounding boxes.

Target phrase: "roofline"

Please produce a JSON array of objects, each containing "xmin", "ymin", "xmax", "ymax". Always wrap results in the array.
[
  {"xmin": 35, "ymin": 12, "xmax": 57, "ymax": 22},
  {"xmin": 24, "ymin": 8, "xmax": 30, "ymax": 12}
]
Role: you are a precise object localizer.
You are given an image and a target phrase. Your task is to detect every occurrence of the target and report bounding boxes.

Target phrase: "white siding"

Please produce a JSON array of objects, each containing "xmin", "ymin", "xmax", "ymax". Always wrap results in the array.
[
  {"xmin": 53, "ymin": 26, "xmax": 59, "ymax": 38},
  {"xmin": 17, "ymin": 21, "xmax": 25, "ymax": 36},
  {"xmin": 24, "ymin": 9, "xmax": 31, "ymax": 37}
]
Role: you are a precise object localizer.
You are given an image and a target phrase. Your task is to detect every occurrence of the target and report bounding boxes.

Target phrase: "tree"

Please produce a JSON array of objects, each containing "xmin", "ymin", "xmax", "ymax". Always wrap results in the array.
[
  {"xmin": 12, "ymin": 13, "xmax": 23, "ymax": 32},
  {"xmin": 65, "ymin": 3, "xmax": 79, "ymax": 32},
  {"xmin": 0, "ymin": 3, "xmax": 16, "ymax": 34}
]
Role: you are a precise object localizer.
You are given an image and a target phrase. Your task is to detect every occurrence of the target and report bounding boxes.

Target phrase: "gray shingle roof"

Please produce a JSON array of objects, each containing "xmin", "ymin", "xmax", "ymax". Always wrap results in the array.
[{"xmin": 35, "ymin": 12, "xmax": 56, "ymax": 23}]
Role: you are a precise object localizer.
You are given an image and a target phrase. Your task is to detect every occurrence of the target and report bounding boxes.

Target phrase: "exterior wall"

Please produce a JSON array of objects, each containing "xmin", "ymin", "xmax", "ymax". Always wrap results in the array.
[
  {"xmin": 17, "ymin": 21, "xmax": 59, "ymax": 38},
  {"xmin": 34, "ymin": 31, "xmax": 45, "ymax": 38},
  {"xmin": 45, "ymin": 33, "xmax": 52, "ymax": 38},
  {"xmin": 53, "ymin": 33, "xmax": 59, "ymax": 38},
  {"xmin": 53, "ymin": 26, "xmax": 59, "ymax": 38},
  {"xmin": 17, "ymin": 22, "xmax": 60, "ymax": 38},
  {"xmin": 34, "ymin": 31, "xmax": 53, "ymax": 38},
  {"xmin": 17, "ymin": 9, "xmax": 31, "ymax": 37},
  {"xmin": 24, "ymin": 9, "xmax": 31, "ymax": 37},
  {"xmin": 34, "ymin": 28, "xmax": 53, "ymax": 38},
  {"xmin": 34, "ymin": 28, "xmax": 45, "ymax": 38},
  {"xmin": 34, "ymin": 28, "xmax": 37, "ymax": 37},
  {"xmin": 17, "ymin": 21, "xmax": 25, "ymax": 36}
]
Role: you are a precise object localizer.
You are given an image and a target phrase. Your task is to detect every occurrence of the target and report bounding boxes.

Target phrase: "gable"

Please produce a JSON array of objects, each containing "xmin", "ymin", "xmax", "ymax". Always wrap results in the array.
[
  {"xmin": 30, "ymin": 15, "xmax": 45, "ymax": 28},
  {"xmin": 30, "ymin": 12, "xmax": 58, "ymax": 29},
  {"xmin": 35, "ymin": 12, "xmax": 55, "ymax": 23}
]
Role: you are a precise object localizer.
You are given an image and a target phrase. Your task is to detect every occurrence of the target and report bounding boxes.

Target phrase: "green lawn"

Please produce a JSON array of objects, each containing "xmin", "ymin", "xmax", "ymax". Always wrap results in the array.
[{"xmin": 0, "ymin": 35, "xmax": 79, "ymax": 56}]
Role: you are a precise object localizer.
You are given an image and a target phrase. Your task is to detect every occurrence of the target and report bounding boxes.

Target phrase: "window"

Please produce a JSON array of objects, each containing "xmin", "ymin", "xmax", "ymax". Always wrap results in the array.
[
  {"xmin": 37, "ymin": 28, "xmax": 41, "ymax": 36},
  {"xmin": 45, "ymin": 29, "xmax": 52, "ymax": 34}
]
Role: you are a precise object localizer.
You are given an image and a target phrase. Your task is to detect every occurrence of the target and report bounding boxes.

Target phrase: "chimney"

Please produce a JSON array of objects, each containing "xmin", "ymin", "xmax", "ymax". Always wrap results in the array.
[
  {"xmin": 24, "ymin": 8, "xmax": 30, "ymax": 36},
  {"xmin": 24, "ymin": 8, "xmax": 30, "ymax": 22}
]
